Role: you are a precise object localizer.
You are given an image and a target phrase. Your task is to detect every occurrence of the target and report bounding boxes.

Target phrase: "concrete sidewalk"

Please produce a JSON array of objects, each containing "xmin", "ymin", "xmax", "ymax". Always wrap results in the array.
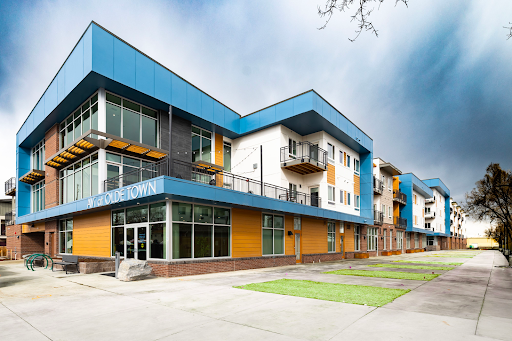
[{"xmin": 0, "ymin": 250, "xmax": 510, "ymax": 340}]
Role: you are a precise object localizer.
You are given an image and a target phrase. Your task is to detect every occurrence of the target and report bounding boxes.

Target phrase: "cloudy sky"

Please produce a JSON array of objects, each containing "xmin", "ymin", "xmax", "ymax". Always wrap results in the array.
[{"xmin": 0, "ymin": 0, "xmax": 510, "ymax": 236}]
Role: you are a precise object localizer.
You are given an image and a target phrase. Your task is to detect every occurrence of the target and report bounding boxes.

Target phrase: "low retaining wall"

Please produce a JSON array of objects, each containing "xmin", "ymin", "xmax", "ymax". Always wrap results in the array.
[
  {"xmin": 302, "ymin": 252, "xmax": 344, "ymax": 263},
  {"xmin": 79, "ymin": 260, "xmax": 115, "ymax": 274},
  {"xmin": 149, "ymin": 255, "xmax": 296, "ymax": 277}
]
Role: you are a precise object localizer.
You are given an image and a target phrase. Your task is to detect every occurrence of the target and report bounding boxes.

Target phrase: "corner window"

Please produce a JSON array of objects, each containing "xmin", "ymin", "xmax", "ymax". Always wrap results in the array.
[
  {"xmin": 61, "ymin": 92, "xmax": 99, "ymax": 149},
  {"xmin": 32, "ymin": 139, "xmax": 45, "ymax": 171},
  {"xmin": 106, "ymin": 92, "xmax": 158, "ymax": 147},
  {"xmin": 59, "ymin": 219, "xmax": 73, "ymax": 254},
  {"xmin": 327, "ymin": 143, "xmax": 334, "ymax": 160},
  {"xmin": 60, "ymin": 153, "xmax": 99, "ymax": 204},
  {"xmin": 32, "ymin": 180, "xmax": 45, "ymax": 213},
  {"xmin": 192, "ymin": 126, "xmax": 212, "ymax": 163},
  {"xmin": 262, "ymin": 214, "xmax": 284, "ymax": 255},
  {"xmin": 328, "ymin": 186, "xmax": 335, "ymax": 203},
  {"xmin": 328, "ymin": 222, "xmax": 336, "ymax": 252}
]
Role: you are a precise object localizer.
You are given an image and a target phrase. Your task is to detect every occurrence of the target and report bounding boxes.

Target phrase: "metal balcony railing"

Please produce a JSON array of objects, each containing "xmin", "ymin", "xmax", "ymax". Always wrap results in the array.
[
  {"xmin": 5, "ymin": 177, "xmax": 15, "ymax": 196},
  {"xmin": 393, "ymin": 216, "xmax": 407, "ymax": 229},
  {"xmin": 104, "ymin": 158, "xmax": 322, "ymax": 208},
  {"xmin": 373, "ymin": 176, "xmax": 383, "ymax": 194},
  {"xmin": 5, "ymin": 210, "xmax": 15, "ymax": 226},
  {"xmin": 280, "ymin": 141, "xmax": 328, "ymax": 167},
  {"xmin": 374, "ymin": 210, "xmax": 384, "ymax": 225},
  {"xmin": 425, "ymin": 211, "xmax": 435, "ymax": 219},
  {"xmin": 393, "ymin": 189, "xmax": 407, "ymax": 204}
]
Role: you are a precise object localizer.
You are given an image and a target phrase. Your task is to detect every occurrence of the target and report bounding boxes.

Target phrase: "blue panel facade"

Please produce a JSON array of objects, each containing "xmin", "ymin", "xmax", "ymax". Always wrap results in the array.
[
  {"xmin": 422, "ymin": 178, "xmax": 451, "ymax": 236},
  {"xmin": 398, "ymin": 173, "xmax": 434, "ymax": 232}
]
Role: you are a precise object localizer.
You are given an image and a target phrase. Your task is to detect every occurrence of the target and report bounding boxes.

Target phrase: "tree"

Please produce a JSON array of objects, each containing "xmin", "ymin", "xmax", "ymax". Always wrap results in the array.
[
  {"xmin": 484, "ymin": 224, "xmax": 506, "ymax": 248},
  {"xmin": 317, "ymin": 0, "xmax": 511, "ymax": 42},
  {"xmin": 464, "ymin": 163, "xmax": 512, "ymax": 249}
]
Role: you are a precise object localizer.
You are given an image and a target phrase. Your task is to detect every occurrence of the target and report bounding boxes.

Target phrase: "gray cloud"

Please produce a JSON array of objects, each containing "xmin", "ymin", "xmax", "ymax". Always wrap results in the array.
[{"xmin": 1, "ymin": 0, "xmax": 510, "ymax": 235}]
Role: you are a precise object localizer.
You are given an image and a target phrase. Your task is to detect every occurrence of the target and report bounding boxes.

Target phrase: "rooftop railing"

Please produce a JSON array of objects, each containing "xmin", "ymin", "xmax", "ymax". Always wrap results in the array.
[{"xmin": 104, "ymin": 158, "xmax": 322, "ymax": 208}]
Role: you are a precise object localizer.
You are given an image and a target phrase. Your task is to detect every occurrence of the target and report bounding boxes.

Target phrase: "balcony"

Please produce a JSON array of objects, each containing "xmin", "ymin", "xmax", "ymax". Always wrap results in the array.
[
  {"xmin": 425, "ymin": 211, "xmax": 435, "ymax": 219},
  {"xmin": 373, "ymin": 176, "xmax": 383, "ymax": 195},
  {"xmin": 393, "ymin": 189, "xmax": 407, "ymax": 205},
  {"xmin": 280, "ymin": 142, "xmax": 327, "ymax": 175},
  {"xmin": 374, "ymin": 210, "xmax": 384, "ymax": 225},
  {"xmin": 104, "ymin": 158, "xmax": 322, "ymax": 208},
  {"xmin": 5, "ymin": 211, "xmax": 15, "ymax": 226},
  {"xmin": 393, "ymin": 216, "xmax": 407, "ymax": 229},
  {"xmin": 425, "ymin": 197, "xmax": 435, "ymax": 204},
  {"xmin": 5, "ymin": 177, "xmax": 15, "ymax": 196}
]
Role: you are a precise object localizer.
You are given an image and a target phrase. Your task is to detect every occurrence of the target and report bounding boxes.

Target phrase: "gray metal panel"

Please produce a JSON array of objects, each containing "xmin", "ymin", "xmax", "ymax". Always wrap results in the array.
[
  {"xmin": 172, "ymin": 115, "xmax": 191, "ymax": 163},
  {"xmin": 159, "ymin": 110, "xmax": 169, "ymax": 152}
]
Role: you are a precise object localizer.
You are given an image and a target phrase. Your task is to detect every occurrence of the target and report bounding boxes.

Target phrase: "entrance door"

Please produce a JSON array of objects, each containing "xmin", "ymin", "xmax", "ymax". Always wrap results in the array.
[
  {"xmin": 125, "ymin": 226, "xmax": 148, "ymax": 260},
  {"xmin": 310, "ymin": 187, "xmax": 319, "ymax": 207},
  {"xmin": 340, "ymin": 235, "xmax": 344, "ymax": 256},
  {"xmin": 295, "ymin": 233, "xmax": 301, "ymax": 263}
]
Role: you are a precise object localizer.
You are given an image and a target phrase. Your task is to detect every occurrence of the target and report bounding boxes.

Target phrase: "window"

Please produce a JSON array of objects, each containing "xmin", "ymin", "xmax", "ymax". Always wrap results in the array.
[
  {"xmin": 425, "ymin": 207, "xmax": 431, "ymax": 213},
  {"xmin": 354, "ymin": 159, "xmax": 360, "ymax": 174},
  {"xmin": 328, "ymin": 222, "xmax": 336, "ymax": 252},
  {"xmin": 32, "ymin": 139, "xmax": 45, "ymax": 170},
  {"xmin": 383, "ymin": 229, "xmax": 387, "ymax": 250},
  {"xmin": 105, "ymin": 152, "xmax": 154, "ymax": 191},
  {"xmin": 294, "ymin": 217, "xmax": 301, "ymax": 230},
  {"xmin": 347, "ymin": 155, "xmax": 351, "ymax": 168},
  {"xmin": 355, "ymin": 195, "xmax": 360, "ymax": 210},
  {"xmin": 406, "ymin": 233, "xmax": 411, "ymax": 249},
  {"xmin": 389, "ymin": 230, "xmax": 393, "ymax": 250},
  {"xmin": 382, "ymin": 204, "xmax": 385, "ymax": 214},
  {"xmin": 288, "ymin": 138, "xmax": 297, "ymax": 156},
  {"xmin": 60, "ymin": 153, "xmax": 99, "ymax": 204},
  {"xmin": 289, "ymin": 183, "xmax": 297, "ymax": 199},
  {"xmin": 382, "ymin": 175, "xmax": 386, "ymax": 189},
  {"xmin": 340, "ymin": 190, "xmax": 344, "ymax": 204},
  {"xmin": 388, "ymin": 177, "xmax": 392, "ymax": 191},
  {"xmin": 32, "ymin": 180, "xmax": 45, "ymax": 213},
  {"xmin": 415, "ymin": 233, "xmax": 419, "ymax": 248},
  {"xmin": 192, "ymin": 126, "xmax": 212, "ymax": 163},
  {"xmin": 354, "ymin": 225, "xmax": 360, "ymax": 251},
  {"xmin": 223, "ymin": 141, "xmax": 231, "ymax": 172},
  {"xmin": 367, "ymin": 227, "xmax": 377, "ymax": 251},
  {"xmin": 339, "ymin": 221, "xmax": 344, "ymax": 233},
  {"xmin": 339, "ymin": 150, "xmax": 343, "ymax": 163},
  {"xmin": 327, "ymin": 143, "xmax": 334, "ymax": 160},
  {"xmin": 59, "ymin": 219, "xmax": 73, "ymax": 254},
  {"xmin": 347, "ymin": 193, "xmax": 351, "ymax": 206},
  {"xmin": 397, "ymin": 231, "xmax": 403, "ymax": 249},
  {"xmin": 172, "ymin": 202, "xmax": 230, "ymax": 259},
  {"xmin": 388, "ymin": 207, "xmax": 392, "ymax": 218},
  {"xmin": 427, "ymin": 236, "xmax": 434, "ymax": 246},
  {"xmin": 106, "ymin": 92, "xmax": 158, "ymax": 147},
  {"xmin": 262, "ymin": 214, "xmax": 284, "ymax": 255},
  {"xmin": 61, "ymin": 93, "xmax": 98, "ymax": 149},
  {"xmin": 328, "ymin": 186, "xmax": 335, "ymax": 203}
]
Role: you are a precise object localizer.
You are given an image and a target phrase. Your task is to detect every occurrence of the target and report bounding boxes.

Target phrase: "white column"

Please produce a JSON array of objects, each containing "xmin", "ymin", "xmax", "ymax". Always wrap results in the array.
[{"xmin": 97, "ymin": 88, "xmax": 107, "ymax": 193}]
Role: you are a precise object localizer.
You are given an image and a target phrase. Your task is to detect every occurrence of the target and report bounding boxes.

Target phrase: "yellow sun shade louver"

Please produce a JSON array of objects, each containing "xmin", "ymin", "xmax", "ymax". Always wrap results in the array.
[
  {"xmin": 68, "ymin": 146, "xmax": 85, "ymax": 155},
  {"xmin": 146, "ymin": 151, "xmax": 167, "ymax": 159},
  {"xmin": 126, "ymin": 145, "xmax": 150, "ymax": 154},
  {"xmin": 109, "ymin": 140, "xmax": 130, "ymax": 149},
  {"xmin": 76, "ymin": 139, "xmax": 94, "ymax": 149},
  {"xmin": 60, "ymin": 151, "xmax": 76, "ymax": 160},
  {"xmin": 53, "ymin": 156, "xmax": 68, "ymax": 164},
  {"xmin": 47, "ymin": 161, "xmax": 61, "ymax": 168}
]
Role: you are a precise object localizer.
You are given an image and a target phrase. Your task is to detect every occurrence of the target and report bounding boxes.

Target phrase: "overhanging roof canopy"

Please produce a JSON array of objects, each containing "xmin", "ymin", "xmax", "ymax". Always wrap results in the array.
[
  {"xmin": 19, "ymin": 169, "xmax": 45, "ymax": 185},
  {"xmin": 379, "ymin": 162, "xmax": 402, "ymax": 176}
]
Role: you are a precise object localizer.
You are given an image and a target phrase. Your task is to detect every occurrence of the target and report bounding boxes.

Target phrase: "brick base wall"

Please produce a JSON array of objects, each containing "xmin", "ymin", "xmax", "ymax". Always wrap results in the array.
[
  {"xmin": 6, "ymin": 224, "xmax": 45, "ymax": 257},
  {"xmin": 302, "ymin": 252, "xmax": 344, "ymax": 263},
  {"xmin": 149, "ymin": 255, "xmax": 296, "ymax": 278}
]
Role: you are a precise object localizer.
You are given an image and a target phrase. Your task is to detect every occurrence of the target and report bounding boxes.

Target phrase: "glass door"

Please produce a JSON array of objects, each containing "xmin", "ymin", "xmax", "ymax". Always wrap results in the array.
[
  {"xmin": 310, "ymin": 187, "xmax": 319, "ymax": 207},
  {"xmin": 125, "ymin": 226, "xmax": 148, "ymax": 260}
]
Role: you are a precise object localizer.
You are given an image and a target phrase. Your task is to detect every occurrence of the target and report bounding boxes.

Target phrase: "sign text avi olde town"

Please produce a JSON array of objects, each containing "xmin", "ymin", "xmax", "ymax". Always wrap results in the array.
[{"xmin": 87, "ymin": 181, "xmax": 157, "ymax": 209}]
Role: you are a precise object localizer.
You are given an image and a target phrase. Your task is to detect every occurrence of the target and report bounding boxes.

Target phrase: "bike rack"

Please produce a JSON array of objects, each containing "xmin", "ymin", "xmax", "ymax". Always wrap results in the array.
[{"xmin": 24, "ymin": 253, "xmax": 53, "ymax": 271}]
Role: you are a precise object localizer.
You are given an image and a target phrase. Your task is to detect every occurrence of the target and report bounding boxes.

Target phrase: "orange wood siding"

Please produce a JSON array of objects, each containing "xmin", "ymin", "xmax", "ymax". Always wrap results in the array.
[
  {"xmin": 393, "ymin": 176, "xmax": 399, "ymax": 191},
  {"xmin": 393, "ymin": 202, "xmax": 400, "ymax": 217},
  {"xmin": 344, "ymin": 223, "xmax": 355, "ymax": 252},
  {"xmin": 301, "ymin": 217, "xmax": 327, "ymax": 254},
  {"xmin": 354, "ymin": 175, "xmax": 360, "ymax": 196},
  {"xmin": 215, "ymin": 133, "xmax": 223, "ymax": 167},
  {"xmin": 285, "ymin": 215, "xmax": 295, "ymax": 255},
  {"xmin": 344, "ymin": 191, "xmax": 347, "ymax": 205},
  {"xmin": 344, "ymin": 152, "xmax": 346, "ymax": 166},
  {"xmin": 327, "ymin": 164, "xmax": 335, "ymax": 185},
  {"xmin": 232, "ymin": 208, "xmax": 262, "ymax": 258},
  {"xmin": 336, "ymin": 222, "xmax": 341, "ymax": 253},
  {"xmin": 22, "ymin": 222, "xmax": 45, "ymax": 233},
  {"xmin": 73, "ymin": 210, "xmax": 111, "ymax": 257}
]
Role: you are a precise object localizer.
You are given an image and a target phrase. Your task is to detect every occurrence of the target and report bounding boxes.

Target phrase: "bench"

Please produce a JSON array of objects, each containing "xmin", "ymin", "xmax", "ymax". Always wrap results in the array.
[{"xmin": 53, "ymin": 255, "xmax": 80, "ymax": 274}]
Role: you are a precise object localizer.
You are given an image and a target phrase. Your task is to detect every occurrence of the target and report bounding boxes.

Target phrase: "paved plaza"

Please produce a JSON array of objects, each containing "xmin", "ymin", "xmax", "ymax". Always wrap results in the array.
[{"xmin": 1, "ymin": 250, "xmax": 511, "ymax": 341}]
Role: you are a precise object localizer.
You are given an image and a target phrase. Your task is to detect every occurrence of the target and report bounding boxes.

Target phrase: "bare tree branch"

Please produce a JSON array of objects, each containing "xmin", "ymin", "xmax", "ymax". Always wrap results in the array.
[
  {"xmin": 317, "ymin": 0, "xmax": 408, "ymax": 41},
  {"xmin": 505, "ymin": 22, "xmax": 512, "ymax": 40}
]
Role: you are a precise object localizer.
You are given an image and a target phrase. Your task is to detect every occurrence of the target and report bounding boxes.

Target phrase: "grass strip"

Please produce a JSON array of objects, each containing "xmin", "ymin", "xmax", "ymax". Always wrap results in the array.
[
  {"xmin": 234, "ymin": 279, "xmax": 409, "ymax": 307},
  {"xmin": 424, "ymin": 255, "xmax": 474, "ymax": 258},
  {"xmin": 392, "ymin": 260, "xmax": 463, "ymax": 266},
  {"xmin": 368, "ymin": 264, "xmax": 454, "ymax": 271},
  {"xmin": 323, "ymin": 269, "xmax": 439, "ymax": 281}
]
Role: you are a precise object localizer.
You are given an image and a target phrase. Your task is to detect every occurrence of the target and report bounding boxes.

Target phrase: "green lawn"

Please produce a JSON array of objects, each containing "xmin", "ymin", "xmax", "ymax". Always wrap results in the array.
[
  {"xmin": 234, "ymin": 279, "xmax": 409, "ymax": 307},
  {"xmin": 323, "ymin": 269, "xmax": 439, "ymax": 281},
  {"xmin": 392, "ymin": 260, "xmax": 463, "ymax": 266},
  {"xmin": 425, "ymin": 255, "xmax": 475, "ymax": 258},
  {"xmin": 368, "ymin": 264, "xmax": 454, "ymax": 271}
]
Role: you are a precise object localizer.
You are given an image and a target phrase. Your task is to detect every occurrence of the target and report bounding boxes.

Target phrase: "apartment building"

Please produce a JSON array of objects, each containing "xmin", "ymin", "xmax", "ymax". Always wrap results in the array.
[
  {"xmin": 450, "ymin": 199, "xmax": 467, "ymax": 249},
  {"xmin": 6, "ymin": 22, "xmax": 375, "ymax": 275},
  {"xmin": 422, "ymin": 178, "xmax": 451, "ymax": 250}
]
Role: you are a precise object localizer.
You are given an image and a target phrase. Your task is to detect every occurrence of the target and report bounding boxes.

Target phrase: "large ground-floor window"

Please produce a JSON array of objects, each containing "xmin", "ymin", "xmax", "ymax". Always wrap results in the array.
[
  {"xmin": 367, "ymin": 227, "xmax": 377, "ymax": 251},
  {"xmin": 59, "ymin": 219, "xmax": 73, "ymax": 254},
  {"xmin": 262, "ymin": 213, "xmax": 284, "ymax": 255},
  {"xmin": 327, "ymin": 222, "xmax": 336, "ymax": 252},
  {"xmin": 172, "ymin": 202, "xmax": 230, "ymax": 259},
  {"xmin": 354, "ymin": 225, "xmax": 360, "ymax": 251},
  {"xmin": 397, "ymin": 231, "xmax": 403, "ymax": 249}
]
